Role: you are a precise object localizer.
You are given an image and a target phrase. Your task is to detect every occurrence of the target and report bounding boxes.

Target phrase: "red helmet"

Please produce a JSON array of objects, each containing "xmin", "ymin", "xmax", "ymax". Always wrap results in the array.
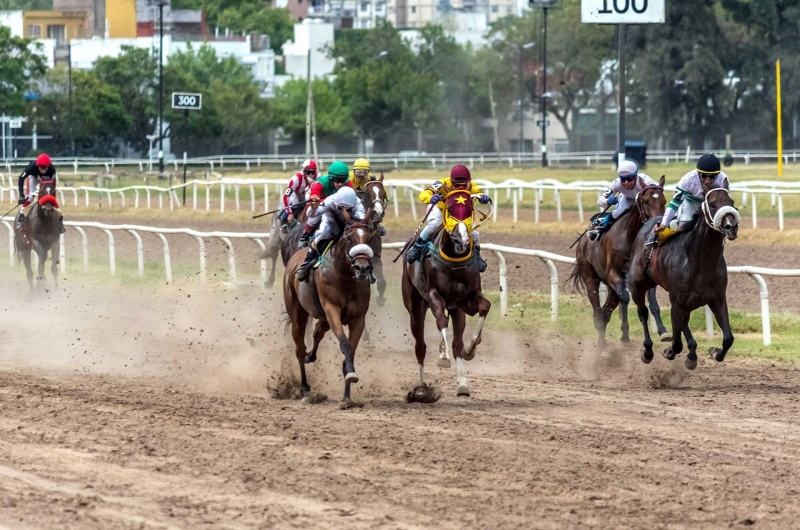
[
  {"xmin": 302, "ymin": 159, "xmax": 317, "ymax": 171},
  {"xmin": 36, "ymin": 153, "xmax": 51, "ymax": 167},
  {"xmin": 450, "ymin": 164, "xmax": 471, "ymax": 185}
]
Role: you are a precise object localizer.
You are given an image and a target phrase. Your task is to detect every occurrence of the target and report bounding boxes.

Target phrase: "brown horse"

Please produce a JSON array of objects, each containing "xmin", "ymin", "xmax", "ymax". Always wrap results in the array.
[
  {"xmin": 402, "ymin": 190, "xmax": 491, "ymax": 398},
  {"xmin": 568, "ymin": 176, "xmax": 669, "ymax": 349},
  {"xmin": 283, "ymin": 219, "xmax": 375, "ymax": 405},
  {"xmin": 629, "ymin": 188, "xmax": 740, "ymax": 370},
  {"xmin": 16, "ymin": 179, "xmax": 61, "ymax": 291},
  {"xmin": 263, "ymin": 206, "xmax": 307, "ymax": 289},
  {"xmin": 355, "ymin": 177, "xmax": 388, "ymax": 306}
]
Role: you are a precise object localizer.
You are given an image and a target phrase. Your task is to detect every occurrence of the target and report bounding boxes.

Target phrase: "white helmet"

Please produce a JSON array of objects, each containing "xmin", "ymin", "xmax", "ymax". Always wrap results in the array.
[
  {"xmin": 618, "ymin": 160, "xmax": 638, "ymax": 178},
  {"xmin": 332, "ymin": 186, "xmax": 357, "ymax": 208}
]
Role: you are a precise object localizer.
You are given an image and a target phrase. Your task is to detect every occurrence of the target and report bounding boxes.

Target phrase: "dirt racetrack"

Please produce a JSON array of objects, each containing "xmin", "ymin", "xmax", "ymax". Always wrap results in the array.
[{"xmin": 2, "ymin": 275, "xmax": 800, "ymax": 529}]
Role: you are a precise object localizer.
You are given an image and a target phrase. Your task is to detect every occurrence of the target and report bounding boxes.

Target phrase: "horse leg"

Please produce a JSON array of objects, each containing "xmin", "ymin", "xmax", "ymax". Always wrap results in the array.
[
  {"xmin": 403, "ymin": 272, "xmax": 429, "ymax": 386},
  {"xmin": 632, "ymin": 284, "xmax": 655, "ymax": 364},
  {"xmin": 373, "ymin": 255, "xmax": 387, "ymax": 307},
  {"xmin": 580, "ymin": 267, "xmax": 606, "ymax": 349},
  {"xmin": 599, "ymin": 289, "xmax": 620, "ymax": 350},
  {"xmin": 50, "ymin": 241, "xmax": 59, "ymax": 289},
  {"xmin": 20, "ymin": 247, "xmax": 33, "ymax": 292},
  {"xmin": 428, "ymin": 289, "xmax": 451, "ymax": 369},
  {"xmin": 289, "ymin": 308, "xmax": 311, "ymax": 397},
  {"xmin": 682, "ymin": 325, "xmax": 698, "ymax": 370},
  {"xmin": 606, "ymin": 270, "xmax": 630, "ymax": 344},
  {"xmin": 647, "ymin": 288, "xmax": 671, "ymax": 342},
  {"xmin": 267, "ymin": 251, "xmax": 278, "ymax": 289},
  {"xmin": 663, "ymin": 302, "xmax": 687, "ymax": 361},
  {"xmin": 324, "ymin": 305, "xmax": 359, "ymax": 389},
  {"xmin": 305, "ymin": 319, "xmax": 330, "ymax": 364},
  {"xmin": 36, "ymin": 247, "xmax": 47, "ymax": 289},
  {"xmin": 463, "ymin": 294, "xmax": 491, "ymax": 361},
  {"xmin": 708, "ymin": 298, "xmax": 735, "ymax": 363},
  {"xmin": 342, "ymin": 316, "xmax": 366, "ymax": 405},
  {"xmin": 450, "ymin": 309, "xmax": 470, "ymax": 397}
]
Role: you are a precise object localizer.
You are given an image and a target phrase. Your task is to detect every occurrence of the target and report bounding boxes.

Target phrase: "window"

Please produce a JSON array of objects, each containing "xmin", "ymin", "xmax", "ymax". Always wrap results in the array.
[
  {"xmin": 411, "ymin": 5, "xmax": 416, "ymax": 12},
  {"xmin": 47, "ymin": 24, "xmax": 65, "ymax": 44},
  {"xmin": 491, "ymin": 5, "xmax": 498, "ymax": 12},
  {"xmin": 27, "ymin": 25, "xmax": 40, "ymax": 38}
]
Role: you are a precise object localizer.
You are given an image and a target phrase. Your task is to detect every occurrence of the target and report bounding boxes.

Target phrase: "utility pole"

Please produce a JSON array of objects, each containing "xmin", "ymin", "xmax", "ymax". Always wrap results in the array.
[
  {"xmin": 68, "ymin": 42, "xmax": 74, "ymax": 156},
  {"xmin": 518, "ymin": 42, "xmax": 535, "ymax": 160},
  {"xmin": 305, "ymin": 47, "xmax": 312, "ymax": 158},
  {"xmin": 158, "ymin": 0, "xmax": 167, "ymax": 174},
  {"xmin": 617, "ymin": 23, "xmax": 626, "ymax": 167},
  {"xmin": 530, "ymin": 0, "xmax": 556, "ymax": 166},
  {"xmin": 488, "ymin": 78, "xmax": 501, "ymax": 155}
]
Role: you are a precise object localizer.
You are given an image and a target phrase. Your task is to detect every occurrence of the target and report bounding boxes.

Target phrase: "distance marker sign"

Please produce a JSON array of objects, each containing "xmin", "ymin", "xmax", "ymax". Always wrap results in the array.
[
  {"xmin": 581, "ymin": 0, "xmax": 664, "ymax": 24},
  {"xmin": 171, "ymin": 92, "xmax": 202, "ymax": 110}
]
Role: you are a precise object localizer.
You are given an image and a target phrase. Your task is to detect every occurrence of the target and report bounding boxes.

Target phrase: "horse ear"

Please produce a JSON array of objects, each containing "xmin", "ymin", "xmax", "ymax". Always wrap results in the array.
[
  {"xmin": 379, "ymin": 171, "xmax": 384, "ymax": 183},
  {"xmin": 659, "ymin": 175, "xmax": 666, "ymax": 187}
]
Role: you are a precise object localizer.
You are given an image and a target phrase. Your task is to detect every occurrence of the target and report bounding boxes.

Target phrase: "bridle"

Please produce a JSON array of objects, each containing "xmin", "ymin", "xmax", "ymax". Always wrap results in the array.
[
  {"xmin": 701, "ymin": 188, "xmax": 740, "ymax": 235},
  {"xmin": 342, "ymin": 221, "xmax": 374, "ymax": 278},
  {"xmin": 635, "ymin": 183, "xmax": 664, "ymax": 221},
  {"xmin": 362, "ymin": 181, "xmax": 387, "ymax": 222}
]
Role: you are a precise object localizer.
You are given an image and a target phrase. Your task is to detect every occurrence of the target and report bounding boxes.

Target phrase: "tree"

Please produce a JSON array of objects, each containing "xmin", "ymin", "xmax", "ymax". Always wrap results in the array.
[
  {"xmin": 271, "ymin": 78, "xmax": 353, "ymax": 141},
  {"xmin": 0, "ymin": 25, "xmax": 47, "ymax": 118}
]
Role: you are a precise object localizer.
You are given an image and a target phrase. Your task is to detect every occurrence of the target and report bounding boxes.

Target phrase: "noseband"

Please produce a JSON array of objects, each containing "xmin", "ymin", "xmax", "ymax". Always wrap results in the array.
[
  {"xmin": 701, "ymin": 188, "xmax": 741, "ymax": 236},
  {"xmin": 343, "ymin": 221, "xmax": 374, "ymax": 277},
  {"xmin": 635, "ymin": 184, "xmax": 664, "ymax": 221}
]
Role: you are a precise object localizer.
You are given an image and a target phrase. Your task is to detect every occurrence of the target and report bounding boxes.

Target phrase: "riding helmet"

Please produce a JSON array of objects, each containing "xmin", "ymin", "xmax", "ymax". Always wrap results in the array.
[
  {"xmin": 302, "ymin": 159, "xmax": 317, "ymax": 171},
  {"xmin": 353, "ymin": 158, "xmax": 370, "ymax": 171},
  {"xmin": 450, "ymin": 164, "xmax": 471, "ymax": 184},
  {"xmin": 618, "ymin": 160, "xmax": 638, "ymax": 178},
  {"xmin": 327, "ymin": 161, "xmax": 349, "ymax": 178},
  {"xmin": 696, "ymin": 153, "xmax": 721, "ymax": 174},
  {"xmin": 332, "ymin": 186, "xmax": 358, "ymax": 208},
  {"xmin": 36, "ymin": 153, "xmax": 51, "ymax": 167}
]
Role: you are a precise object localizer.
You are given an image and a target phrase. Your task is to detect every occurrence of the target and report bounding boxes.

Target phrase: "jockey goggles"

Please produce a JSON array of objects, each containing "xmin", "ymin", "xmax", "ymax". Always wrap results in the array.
[
  {"xmin": 303, "ymin": 169, "xmax": 316, "ymax": 175},
  {"xmin": 354, "ymin": 169, "xmax": 368, "ymax": 178},
  {"xmin": 332, "ymin": 176, "xmax": 347, "ymax": 183},
  {"xmin": 619, "ymin": 171, "xmax": 638, "ymax": 182},
  {"xmin": 698, "ymin": 170, "xmax": 719, "ymax": 180}
]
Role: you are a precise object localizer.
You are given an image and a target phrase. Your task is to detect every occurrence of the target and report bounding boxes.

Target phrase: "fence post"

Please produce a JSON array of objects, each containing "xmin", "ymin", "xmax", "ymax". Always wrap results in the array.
[
  {"xmin": 102, "ymin": 229, "xmax": 116, "ymax": 276},
  {"xmin": 577, "ymin": 190, "xmax": 584, "ymax": 223},
  {"xmin": 206, "ymin": 183, "xmax": 211, "ymax": 211},
  {"xmin": 251, "ymin": 238, "xmax": 268, "ymax": 291},
  {"xmin": 235, "ymin": 184, "xmax": 241, "ymax": 211},
  {"xmin": 555, "ymin": 190, "xmax": 562, "ymax": 222},
  {"xmin": 193, "ymin": 182, "xmax": 198, "ymax": 210},
  {"xmin": 392, "ymin": 186, "xmax": 399, "ymax": 218},
  {"xmin": 492, "ymin": 189, "xmax": 498, "ymax": 222},
  {"xmin": 134, "ymin": 189, "xmax": 140, "ymax": 209},
  {"xmin": 155, "ymin": 232, "xmax": 172, "ymax": 284},
  {"xmin": 493, "ymin": 250, "xmax": 508, "ymax": 317},
  {"xmin": 264, "ymin": 182, "xmax": 269, "ymax": 212},
  {"xmin": 750, "ymin": 273, "xmax": 771, "ymax": 346},
  {"xmin": 512, "ymin": 189, "xmax": 518, "ymax": 223},
  {"xmin": 194, "ymin": 236, "xmax": 207, "ymax": 283},
  {"xmin": 221, "ymin": 183, "xmax": 226, "ymax": 213},
  {"xmin": 408, "ymin": 188, "xmax": 417, "ymax": 220},
  {"xmin": 250, "ymin": 184, "xmax": 256, "ymax": 212},
  {"xmin": 534, "ymin": 187, "xmax": 540, "ymax": 224},
  {"xmin": 219, "ymin": 237, "xmax": 236, "ymax": 283},
  {"xmin": 2, "ymin": 221, "xmax": 12, "ymax": 267},
  {"xmin": 704, "ymin": 306, "xmax": 714, "ymax": 338},
  {"xmin": 778, "ymin": 194, "xmax": 784, "ymax": 231},
  {"xmin": 127, "ymin": 229, "xmax": 144, "ymax": 277},
  {"xmin": 541, "ymin": 257, "xmax": 559, "ymax": 321},
  {"xmin": 73, "ymin": 226, "xmax": 89, "ymax": 272},
  {"xmin": 752, "ymin": 191, "xmax": 757, "ymax": 229}
]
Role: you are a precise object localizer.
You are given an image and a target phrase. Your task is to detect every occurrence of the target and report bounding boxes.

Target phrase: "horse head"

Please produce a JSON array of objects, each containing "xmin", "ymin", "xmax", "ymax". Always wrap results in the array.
[
  {"xmin": 363, "ymin": 175, "xmax": 387, "ymax": 227},
  {"xmin": 342, "ymin": 221, "xmax": 374, "ymax": 282},
  {"xmin": 703, "ymin": 188, "xmax": 740, "ymax": 241},
  {"xmin": 445, "ymin": 190, "xmax": 474, "ymax": 254},
  {"xmin": 37, "ymin": 179, "xmax": 58, "ymax": 214},
  {"xmin": 636, "ymin": 175, "xmax": 666, "ymax": 221}
]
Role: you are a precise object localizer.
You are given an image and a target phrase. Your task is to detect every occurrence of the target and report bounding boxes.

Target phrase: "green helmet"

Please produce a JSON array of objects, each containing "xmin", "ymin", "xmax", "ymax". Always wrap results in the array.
[{"xmin": 327, "ymin": 161, "xmax": 349, "ymax": 178}]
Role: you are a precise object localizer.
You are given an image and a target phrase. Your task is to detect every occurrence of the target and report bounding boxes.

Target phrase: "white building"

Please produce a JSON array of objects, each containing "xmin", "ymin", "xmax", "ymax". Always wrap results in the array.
[
  {"xmin": 281, "ymin": 20, "xmax": 335, "ymax": 79},
  {"xmin": 0, "ymin": 10, "xmax": 57, "ymax": 67}
]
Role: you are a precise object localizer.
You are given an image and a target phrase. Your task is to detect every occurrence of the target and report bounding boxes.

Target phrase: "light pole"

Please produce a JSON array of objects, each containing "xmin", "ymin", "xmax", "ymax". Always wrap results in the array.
[
  {"xmin": 530, "ymin": 0, "xmax": 558, "ymax": 167},
  {"xmin": 154, "ymin": 0, "xmax": 169, "ymax": 174},
  {"xmin": 518, "ymin": 42, "xmax": 535, "ymax": 160}
]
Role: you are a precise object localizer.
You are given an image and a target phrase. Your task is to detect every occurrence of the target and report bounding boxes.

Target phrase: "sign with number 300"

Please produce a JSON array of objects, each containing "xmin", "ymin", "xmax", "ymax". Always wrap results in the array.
[
  {"xmin": 581, "ymin": 0, "xmax": 664, "ymax": 23},
  {"xmin": 172, "ymin": 92, "xmax": 202, "ymax": 110}
]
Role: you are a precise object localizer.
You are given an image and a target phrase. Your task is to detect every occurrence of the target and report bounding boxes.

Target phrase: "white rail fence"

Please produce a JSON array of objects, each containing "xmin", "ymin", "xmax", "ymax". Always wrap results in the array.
[
  {"xmin": 2, "ymin": 176, "xmax": 800, "ymax": 230},
  {"xmin": 0, "ymin": 217, "xmax": 787, "ymax": 346}
]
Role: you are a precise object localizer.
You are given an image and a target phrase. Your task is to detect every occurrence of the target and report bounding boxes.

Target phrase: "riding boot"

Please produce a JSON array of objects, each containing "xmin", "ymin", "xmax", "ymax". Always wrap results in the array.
[
  {"xmin": 295, "ymin": 247, "xmax": 320, "ymax": 281},
  {"xmin": 298, "ymin": 229, "xmax": 312, "ymax": 248},
  {"xmin": 58, "ymin": 217, "xmax": 66, "ymax": 234},
  {"xmin": 278, "ymin": 211, "xmax": 289, "ymax": 234},
  {"xmin": 405, "ymin": 237, "xmax": 428, "ymax": 263},
  {"xmin": 587, "ymin": 229, "xmax": 600, "ymax": 242},
  {"xmin": 474, "ymin": 245, "xmax": 487, "ymax": 273},
  {"xmin": 15, "ymin": 212, "xmax": 24, "ymax": 231},
  {"xmin": 378, "ymin": 224, "xmax": 386, "ymax": 237}
]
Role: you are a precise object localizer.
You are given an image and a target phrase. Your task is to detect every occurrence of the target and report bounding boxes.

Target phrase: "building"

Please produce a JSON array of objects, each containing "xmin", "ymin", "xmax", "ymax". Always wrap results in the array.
[
  {"xmin": 23, "ymin": 10, "xmax": 87, "ymax": 44},
  {"xmin": 53, "ymin": 0, "xmax": 103, "ymax": 37},
  {"xmin": 281, "ymin": 20, "xmax": 335, "ymax": 79},
  {"xmin": 136, "ymin": 0, "xmax": 206, "ymax": 38}
]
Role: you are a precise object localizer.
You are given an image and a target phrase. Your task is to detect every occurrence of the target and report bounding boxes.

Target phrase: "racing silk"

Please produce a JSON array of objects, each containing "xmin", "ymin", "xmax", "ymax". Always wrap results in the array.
[
  {"xmin": 662, "ymin": 169, "xmax": 729, "ymax": 226},
  {"xmin": 18, "ymin": 160, "xmax": 57, "ymax": 198},
  {"xmin": 598, "ymin": 173, "xmax": 659, "ymax": 208},
  {"xmin": 419, "ymin": 177, "xmax": 483, "ymax": 211},
  {"xmin": 309, "ymin": 175, "xmax": 353, "ymax": 200},
  {"xmin": 350, "ymin": 169, "xmax": 376, "ymax": 191},
  {"xmin": 308, "ymin": 194, "xmax": 366, "ymax": 221},
  {"xmin": 282, "ymin": 170, "xmax": 318, "ymax": 210}
]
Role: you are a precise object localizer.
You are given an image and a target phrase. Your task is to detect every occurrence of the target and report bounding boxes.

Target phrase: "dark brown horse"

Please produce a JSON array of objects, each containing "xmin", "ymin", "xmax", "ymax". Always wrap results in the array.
[
  {"xmin": 629, "ymin": 188, "xmax": 740, "ymax": 370},
  {"xmin": 283, "ymin": 219, "xmax": 375, "ymax": 406},
  {"xmin": 355, "ymin": 177, "xmax": 388, "ymax": 306},
  {"xmin": 568, "ymin": 176, "xmax": 669, "ymax": 348},
  {"xmin": 402, "ymin": 191, "xmax": 491, "ymax": 398},
  {"xmin": 16, "ymin": 179, "xmax": 61, "ymax": 291}
]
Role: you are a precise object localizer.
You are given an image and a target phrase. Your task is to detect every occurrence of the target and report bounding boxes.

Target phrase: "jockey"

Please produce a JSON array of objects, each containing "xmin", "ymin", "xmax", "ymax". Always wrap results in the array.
[
  {"xmin": 299, "ymin": 161, "xmax": 353, "ymax": 248},
  {"xmin": 350, "ymin": 157, "xmax": 386, "ymax": 237},
  {"xmin": 295, "ymin": 186, "xmax": 371, "ymax": 282},
  {"xmin": 647, "ymin": 153, "xmax": 730, "ymax": 246},
  {"xmin": 587, "ymin": 160, "xmax": 658, "ymax": 241},
  {"xmin": 279, "ymin": 159, "xmax": 318, "ymax": 233},
  {"xmin": 405, "ymin": 164, "xmax": 491, "ymax": 272},
  {"xmin": 16, "ymin": 153, "xmax": 64, "ymax": 234}
]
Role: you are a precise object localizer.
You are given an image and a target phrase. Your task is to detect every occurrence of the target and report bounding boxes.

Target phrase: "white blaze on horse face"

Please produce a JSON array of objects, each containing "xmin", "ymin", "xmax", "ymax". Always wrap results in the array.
[
  {"xmin": 456, "ymin": 222, "xmax": 469, "ymax": 248},
  {"xmin": 653, "ymin": 193, "xmax": 660, "ymax": 199},
  {"xmin": 372, "ymin": 186, "xmax": 384, "ymax": 216}
]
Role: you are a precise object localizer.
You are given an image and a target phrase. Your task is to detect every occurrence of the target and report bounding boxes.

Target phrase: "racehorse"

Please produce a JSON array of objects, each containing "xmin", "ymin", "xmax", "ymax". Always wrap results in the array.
[
  {"xmin": 628, "ymin": 188, "xmax": 740, "ymax": 370},
  {"xmin": 15, "ymin": 179, "xmax": 61, "ymax": 291},
  {"xmin": 355, "ymin": 176, "xmax": 388, "ymax": 306},
  {"xmin": 401, "ymin": 190, "xmax": 491, "ymax": 398},
  {"xmin": 568, "ymin": 176, "xmax": 669, "ymax": 349},
  {"xmin": 263, "ymin": 207, "xmax": 308, "ymax": 289},
  {"xmin": 283, "ymin": 218, "xmax": 375, "ymax": 406}
]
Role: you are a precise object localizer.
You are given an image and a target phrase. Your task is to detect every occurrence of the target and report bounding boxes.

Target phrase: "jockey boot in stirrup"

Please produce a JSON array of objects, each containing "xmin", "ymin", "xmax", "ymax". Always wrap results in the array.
[
  {"xmin": 295, "ymin": 246, "xmax": 319, "ymax": 281},
  {"xmin": 15, "ymin": 211, "xmax": 24, "ymax": 231},
  {"xmin": 587, "ymin": 229, "xmax": 600, "ymax": 242},
  {"xmin": 405, "ymin": 237, "xmax": 428, "ymax": 263},
  {"xmin": 474, "ymin": 245, "xmax": 487, "ymax": 273},
  {"xmin": 298, "ymin": 230, "xmax": 312, "ymax": 248}
]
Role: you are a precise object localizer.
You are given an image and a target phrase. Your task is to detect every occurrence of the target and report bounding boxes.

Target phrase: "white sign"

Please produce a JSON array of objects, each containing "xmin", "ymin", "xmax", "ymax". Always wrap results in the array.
[
  {"xmin": 581, "ymin": 0, "xmax": 665, "ymax": 24},
  {"xmin": 171, "ymin": 92, "xmax": 202, "ymax": 110},
  {"xmin": 9, "ymin": 120, "xmax": 21, "ymax": 129},
  {"xmin": 536, "ymin": 119, "xmax": 551, "ymax": 127}
]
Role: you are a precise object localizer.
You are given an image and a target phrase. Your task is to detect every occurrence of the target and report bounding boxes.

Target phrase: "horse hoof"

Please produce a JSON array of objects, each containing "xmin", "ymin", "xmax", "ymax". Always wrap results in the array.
[
  {"xmin": 406, "ymin": 383, "xmax": 441, "ymax": 404},
  {"xmin": 661, "ymin": 348, "xmax": 677, "ymax": 361},
  {"xmin": 620, "ymin": 336, "xmax": 631, "ymax": 345},
  {"xmin": 685, "ymin": 356, "xmax": 698, "ymax": 370},
  {"xmin": 463, "ymin": 346, "xmax": 477, "ymax": 362},
  {"xmin": 301, "ymin": 391, "xmax": 327, "ymax": 404},
  {"xmin": 641, "ymin": 349, "xmax": 654, "ymax": 364},
  {"xmin": 709, "ymin": 347, "xmax": 726, "ymax": 363},
  {"xmin": 376, "ymin": 296, "xmax": 386, "ymax": 308},
  {"xmin": 339, "ymin": 398, "xmax": 363, "ymax": 410},
  {"xmin": 345, "ymin": 372, "xmax": 359, "ymax": 384},
  {"xmin": 457, "ymin": 385, "xmax": 471, "ymax": 397},
  {"xmin": 660, "ymin": 332, "xmax": 673, "ymax": 342},
  {"xmin": 437, "ymin": 358, "xmax": 451, "ymax": 369},
  {"xmin": 304, "ymin": 352, "xmax": 317, "ymax": 364}
]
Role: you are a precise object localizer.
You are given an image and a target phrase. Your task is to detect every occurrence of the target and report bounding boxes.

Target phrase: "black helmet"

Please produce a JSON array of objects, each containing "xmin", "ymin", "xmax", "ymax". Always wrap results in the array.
[{"xmin": 696, "ymin": 153, "xmax": 721, "ymax": 175}]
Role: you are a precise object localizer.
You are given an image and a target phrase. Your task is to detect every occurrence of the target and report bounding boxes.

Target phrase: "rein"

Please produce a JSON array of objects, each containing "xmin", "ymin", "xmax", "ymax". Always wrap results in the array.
[
  {"xmin": 701, "ymin": 188, "xmax": 740, "ymax": 237},
  {"xmin": 635, "ymin": 184, "xmax": 664, "ymax": 222}
]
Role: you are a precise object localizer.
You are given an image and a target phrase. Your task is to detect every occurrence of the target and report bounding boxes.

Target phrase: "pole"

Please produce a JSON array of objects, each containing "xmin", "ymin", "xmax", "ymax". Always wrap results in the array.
[
  {"xmin": 518, "ymin": 46, "xmax": 524, "ymax": 160},
  {"xmin": 68, "ymin": 43, "xmax": 74, "ymax": 156},
  {"xmin": 305, "ymin": 47, "xmax": 312, "ymax": 158},
  {"xmin": 617, "ymin": 23, "xmax": 626, "ymax": 168},
  {"xmin": 541, "ymin": 7, "xmax": 548, "ymax": 167},
  {"xmin": 777, "ymin": 59, "xmax": 783, "ymax": 178},
  {"xmin": 158, "ymin": 1, "xmax": 165, "ymax": 174},
  {"xmin": 182, "ymin": 109, "xmax": 188, "ymax": 205},
  {"xmin": 488, "ymin": 78, "xmax": 501, "ymax": 155},
  {"xmin": 2, "ymin": 114, "xmax": 5, "ymax": 161},
  {"xmin": 310, "ymin": 88, "xmax": 318, "ymax": 162}
]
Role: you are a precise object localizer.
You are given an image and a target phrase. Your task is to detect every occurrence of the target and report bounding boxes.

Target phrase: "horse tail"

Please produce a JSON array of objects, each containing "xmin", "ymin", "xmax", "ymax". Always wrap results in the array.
[
  {"xmin": 567, "ymin": 262, "xmax": 586, "ymax": 297},
  {"xmin": 280, "ymin": 311, "xmax": 291, "ymax": 335}
]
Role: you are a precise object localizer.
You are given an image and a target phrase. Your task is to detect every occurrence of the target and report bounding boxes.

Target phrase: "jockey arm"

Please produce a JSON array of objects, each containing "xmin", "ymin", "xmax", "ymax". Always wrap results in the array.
[
  {"xmin": 283, "ymin": 174, "xmax": 302, "ymax": 212},
  {"xmin": 660, "ymin": 189, "xmax": 684, "ymax": 228},
  {"xmin": 597, "ymin": 182, "xmax": 619, "ymax": 208},
  {"xmin": 352, "ymin": 198, "xmax": 366, "ymax": 221}
]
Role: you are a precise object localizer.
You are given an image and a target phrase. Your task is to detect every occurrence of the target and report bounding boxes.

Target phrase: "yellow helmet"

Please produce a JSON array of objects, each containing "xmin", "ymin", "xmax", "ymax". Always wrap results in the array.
[{"xmin": 353, "ymin": 158, "xmax": 370, "ymax": 171}]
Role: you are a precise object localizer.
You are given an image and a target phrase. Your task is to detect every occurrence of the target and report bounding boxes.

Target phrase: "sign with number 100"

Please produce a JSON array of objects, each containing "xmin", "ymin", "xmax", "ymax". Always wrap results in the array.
[{"xmin": 581, "ymin": 0, "xmax": 664, "ymax": 24}]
